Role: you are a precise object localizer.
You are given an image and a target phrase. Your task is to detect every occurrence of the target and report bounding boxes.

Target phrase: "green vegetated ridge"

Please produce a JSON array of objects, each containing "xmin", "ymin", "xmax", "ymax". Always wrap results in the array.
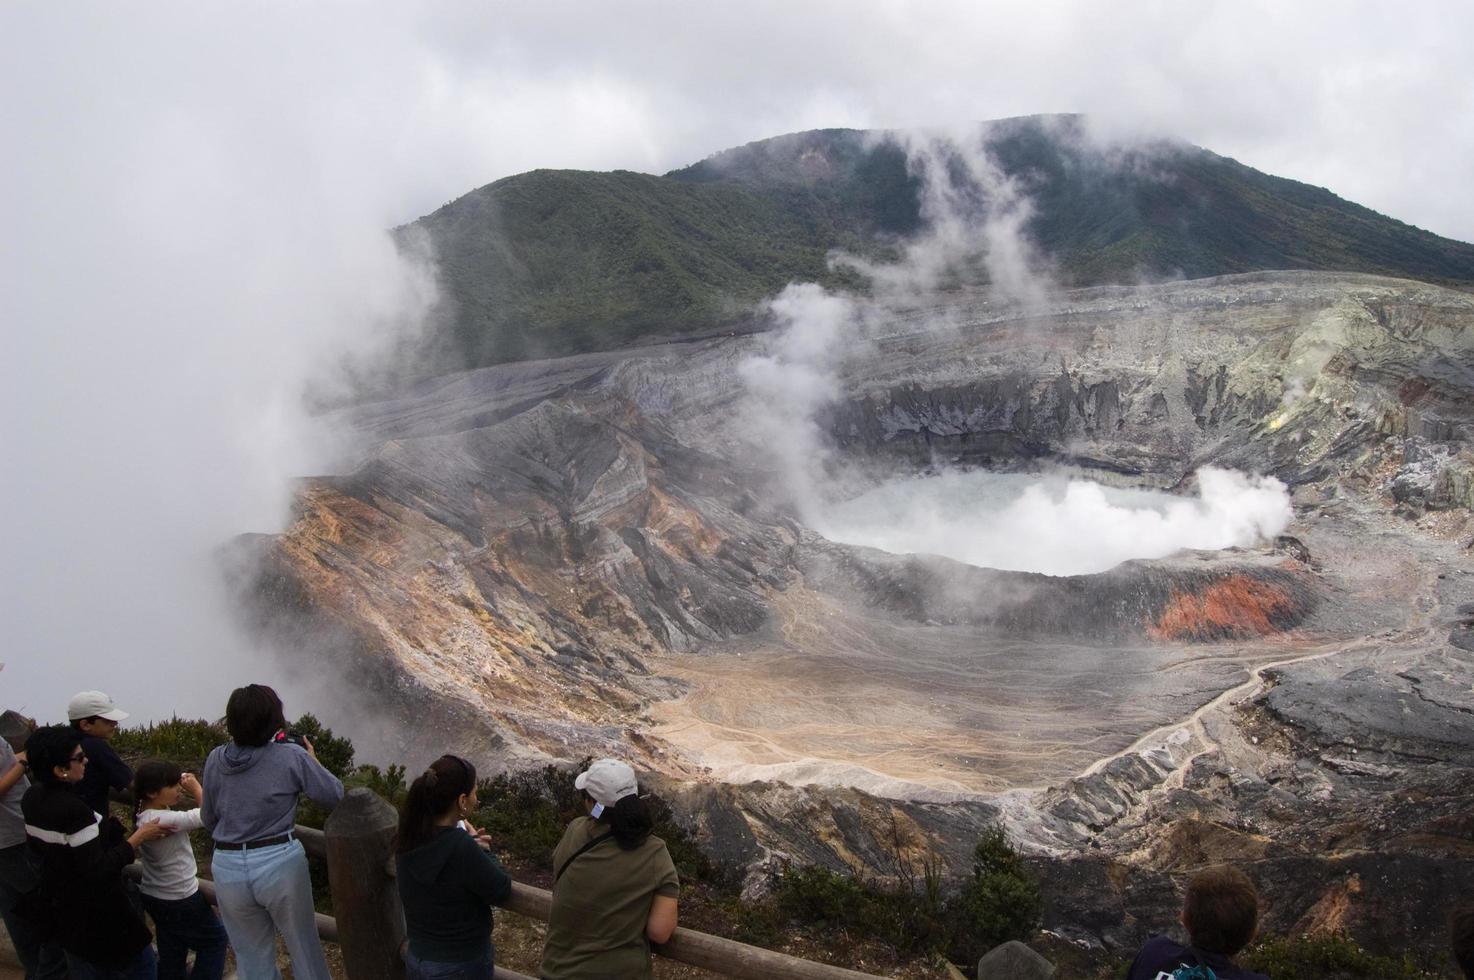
[{"xmin": 404, "ymin": 114, "xmax": 1474, "ymax": 371}]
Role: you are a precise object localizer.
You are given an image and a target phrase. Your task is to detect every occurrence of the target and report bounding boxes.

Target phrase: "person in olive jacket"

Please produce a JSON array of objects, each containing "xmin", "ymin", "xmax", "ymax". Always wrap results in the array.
[
  {"xmin": 394, "ymin": 754, "xmax": 511, "ymax": 980},
  {"xmin": 21, "ymin": 725, "xmax": 171, "ymax": 980}
]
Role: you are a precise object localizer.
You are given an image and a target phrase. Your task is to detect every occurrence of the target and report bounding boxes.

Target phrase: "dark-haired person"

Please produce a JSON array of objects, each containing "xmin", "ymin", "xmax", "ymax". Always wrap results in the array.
[
  {"xmin": 539, "ymin": 759, "xmax": 679, "ymax": 980},
  {"xmin": 1453, "ymin": 902, "xmax": 1474, "ymax": 979},
  {"xmin": 133, "ymin": 761, "xmax": 227, "ymax": 980},
  {"xmin": 201, "ymin": 684, "xmax": 343, "ymax": 980},
  {"xmin": 21, "ymin": 725, "xmax": 172, "ymax": 980},
  {"xmin": 394, "ymin": 755, "xmax": 511, "ymax": 980},
  {"xmin": 2, "ymin": 733, "xmax": 66, "ymax": 980},
  {"xmin": 1126, "ymin": 865, "xmax": 1268, "ymax": 980},
  {"xmin": 67, "ymin": 690, "xmax": 134, "ymax": 817}
]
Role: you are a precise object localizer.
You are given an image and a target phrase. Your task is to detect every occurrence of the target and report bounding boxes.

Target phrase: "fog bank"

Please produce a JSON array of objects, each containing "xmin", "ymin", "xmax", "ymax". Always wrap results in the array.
[{"xmin": 0, "ymin": 10, "xmax": 437, "ymax": 724}]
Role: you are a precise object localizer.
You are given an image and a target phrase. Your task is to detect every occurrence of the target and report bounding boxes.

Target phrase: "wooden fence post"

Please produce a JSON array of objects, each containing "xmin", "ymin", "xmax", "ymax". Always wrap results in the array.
[{"xmin": 324, "ymin": 788, "xmax": 404, "ymax": 980}]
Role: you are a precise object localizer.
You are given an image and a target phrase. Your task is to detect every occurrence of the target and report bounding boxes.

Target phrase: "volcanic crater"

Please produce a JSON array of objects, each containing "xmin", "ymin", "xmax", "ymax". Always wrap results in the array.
[{"xmin": 236, "ymin": 270, "xmax": 1474, "ymax": 949}]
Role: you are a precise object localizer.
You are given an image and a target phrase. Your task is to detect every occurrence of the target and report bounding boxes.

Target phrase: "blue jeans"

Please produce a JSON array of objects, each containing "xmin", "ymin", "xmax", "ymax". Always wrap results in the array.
[
  {"xmin": 211, "ymin": 839, "xmax": 329, "ymax": 980},
  {"xmin": 0, "ymin": 842, "xmax": 67, "ymax": 980},
  {"xmin": 65, "ymin": 943, "xmax": 157, "ymax": 980},
  {"xmin": 405, "ymin": 946, "xmax": 494, "ymax": 980},
  {"xmin": 142, "ymin": 890, "xmax": 228, "ymax": 980}
]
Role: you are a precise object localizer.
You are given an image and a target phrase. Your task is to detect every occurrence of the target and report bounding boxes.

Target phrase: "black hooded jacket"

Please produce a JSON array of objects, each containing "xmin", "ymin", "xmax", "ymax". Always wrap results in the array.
[
  {"xmin": 395, "ymin": 825, "xmax": 512, "ymax": 962},
  {"xmin": 21, "ymin": 780, "xmax": 151, "ymax": 967}
]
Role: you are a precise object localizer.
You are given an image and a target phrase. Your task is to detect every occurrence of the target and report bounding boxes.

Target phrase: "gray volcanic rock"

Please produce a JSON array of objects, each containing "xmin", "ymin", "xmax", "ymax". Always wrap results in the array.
[{"xmin": 1263, "ymin": 660, "xmax": 1474, "ymax": 766}]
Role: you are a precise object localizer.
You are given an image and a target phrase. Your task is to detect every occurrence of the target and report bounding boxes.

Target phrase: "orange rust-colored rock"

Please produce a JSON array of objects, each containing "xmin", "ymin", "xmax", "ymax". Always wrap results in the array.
[
  {"xmin": 1142, "ymin": 817, "xmax": 1272, "ymax": 871},
  {"xmin": 1292, "ymin": 874, "xmax": 1364, "ymax": 936},
  {"xmin": 1148, "ymin": 574, "xmax": 1300, "ymax": 641}
]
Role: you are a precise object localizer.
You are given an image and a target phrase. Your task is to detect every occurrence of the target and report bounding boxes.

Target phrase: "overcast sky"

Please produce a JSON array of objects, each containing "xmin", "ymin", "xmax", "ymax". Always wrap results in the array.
[
  {"xmin": 6, "ymin": 2, "xmax": 1470, "ymax": 238},
  {"xmin": 2, "ymin": 1, "xmax": 1470, "ymax": 725}
]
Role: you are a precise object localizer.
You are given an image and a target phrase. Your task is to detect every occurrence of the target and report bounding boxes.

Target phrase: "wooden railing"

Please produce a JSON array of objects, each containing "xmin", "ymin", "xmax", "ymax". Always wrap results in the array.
[{"xmin": 128, "ymin": 789, "xmax": 883, "ymax": 980}]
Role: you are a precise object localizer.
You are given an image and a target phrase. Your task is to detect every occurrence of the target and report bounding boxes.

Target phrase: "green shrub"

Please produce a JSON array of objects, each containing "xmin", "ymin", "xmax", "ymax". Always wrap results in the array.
[
  {"xmin": 288, "ymin": 714, "xmax": 354, "ymax": 778},
  {"xmin": 766, "ymin": 824, "xmax": 1040, "ymax": 964},
  {"xmin": 113, "ymin": 717, "xmax": 227, "ymax": 771},
  {"xmin": 1242, "ymin": 933, "xmax": 1439, "ymax": 980},
  {"xmin": 348, "ymin": 763, "xmax": 408, "ymax": 807},
  {"xmin": 770, "ymin": 859, "xmax": 936, "ymax": 956},
  {"xmin": 944, "ymin": 827, "xmax": 1043, "ymax": 965},
  {"xmin": 474, "ymin": 762, "xmax": 589, "ymax": 863}
]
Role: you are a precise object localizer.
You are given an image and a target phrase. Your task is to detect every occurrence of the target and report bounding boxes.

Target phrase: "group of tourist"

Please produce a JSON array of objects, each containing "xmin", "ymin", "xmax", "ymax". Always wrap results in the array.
[
  {"xmin": 2, "ymin": 683, "xmax": 1470, "ymax": 980},
  {"xmin": 1, "ymin": 684, "xmax": 679, "ymax": 980}
]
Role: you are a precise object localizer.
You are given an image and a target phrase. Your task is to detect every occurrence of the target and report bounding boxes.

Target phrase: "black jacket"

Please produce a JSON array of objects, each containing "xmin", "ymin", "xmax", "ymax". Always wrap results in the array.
[
  {"xmin": 21, "ymin": 780, "xmax": 151, "ymax": 967},
  {"xmin": 1127, "ymin": 936, "xmax": 1269, "ymax": 980},
  {"xmin": 395, "ymin": 825, "xmax": 512, "ymax": 962},
  {"xmin": 75, "ymin": 735, "xmax": 132, "ymax": 817}
]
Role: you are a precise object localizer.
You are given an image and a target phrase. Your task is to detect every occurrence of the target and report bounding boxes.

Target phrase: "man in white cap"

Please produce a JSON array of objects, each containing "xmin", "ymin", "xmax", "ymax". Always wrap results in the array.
[{"xmin": 66, "ymin": 691, "xmax": 132, "ymax": 816}]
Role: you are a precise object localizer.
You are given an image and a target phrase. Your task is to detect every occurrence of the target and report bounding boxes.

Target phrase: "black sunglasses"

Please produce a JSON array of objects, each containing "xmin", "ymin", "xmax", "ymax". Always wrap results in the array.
[{"xmin": 68, "ymin": 751, "xmax": 86, "ymax": 764}]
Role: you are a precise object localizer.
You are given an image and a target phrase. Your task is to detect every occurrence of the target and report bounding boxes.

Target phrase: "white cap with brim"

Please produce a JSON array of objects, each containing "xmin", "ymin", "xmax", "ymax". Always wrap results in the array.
[
  {"xmin": 67, "ymin": 690, "xmax": 129, "ymax": 723},
  {"xmin": 574, "ymin": 758, "xmax": 638, "ymax": 817}
]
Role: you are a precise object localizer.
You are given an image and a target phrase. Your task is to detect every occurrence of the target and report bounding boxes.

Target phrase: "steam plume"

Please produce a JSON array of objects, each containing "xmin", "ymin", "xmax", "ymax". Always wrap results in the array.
[{"xmin": 738, "ymin": 125, "xmax": 1294, "ymax": 575}]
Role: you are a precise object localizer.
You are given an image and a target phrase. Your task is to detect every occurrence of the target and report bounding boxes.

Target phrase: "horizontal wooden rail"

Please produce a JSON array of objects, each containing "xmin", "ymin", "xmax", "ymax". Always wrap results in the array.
[
  {"xmin": 503, "ymin": 881, "xmax": 880, "ymax": 980},
  {"xmin": 297, "ymin": 824, "xmax": 326, "ymax": 858},
  {"xmin": 122, "ymin": 865, "xmax": 338, "ymax": 943}
]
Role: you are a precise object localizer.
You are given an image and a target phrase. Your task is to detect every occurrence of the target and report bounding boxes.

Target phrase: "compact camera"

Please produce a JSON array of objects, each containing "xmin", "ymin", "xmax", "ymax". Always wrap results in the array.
[{"xmin": 273, "ymin": 729, "xmax": 308, "ymax": 748}]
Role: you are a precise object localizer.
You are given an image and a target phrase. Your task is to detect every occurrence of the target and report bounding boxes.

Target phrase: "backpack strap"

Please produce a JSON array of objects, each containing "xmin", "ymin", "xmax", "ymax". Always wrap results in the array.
[
  {"xmin": 554, "ymin": 830, "xmax": 615, "ymax": 883},
  {"xmin": 1173, "ymin": 947, "xmax": 1217, "ymax": 980}
]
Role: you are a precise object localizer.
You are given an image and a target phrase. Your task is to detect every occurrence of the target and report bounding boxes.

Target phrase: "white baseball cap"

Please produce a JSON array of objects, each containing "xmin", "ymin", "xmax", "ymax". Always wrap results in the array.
[
  {"xmin": 574, "ymin": 759, "xmax": 638, "ymax": 816},
  {"xmin": 67, "ymin": 690, "xmax": 129, "ymax": 722}
]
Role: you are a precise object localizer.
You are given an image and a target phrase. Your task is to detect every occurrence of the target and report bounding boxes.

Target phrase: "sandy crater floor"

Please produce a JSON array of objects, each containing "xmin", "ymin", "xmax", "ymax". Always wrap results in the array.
[
  {"xmin": 647, "ymin": 590, "xmax": 1297, "ymax": 795},
  {"xmin": 647, "ymin": 502, "xmax": 1444, "ymax": 796}
]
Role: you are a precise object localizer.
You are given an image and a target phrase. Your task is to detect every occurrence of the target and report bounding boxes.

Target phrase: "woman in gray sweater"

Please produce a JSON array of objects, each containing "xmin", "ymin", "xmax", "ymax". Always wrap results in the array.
[{"xmin": 201, "ymin": 685, "xmax": 343, "ymax": 980}]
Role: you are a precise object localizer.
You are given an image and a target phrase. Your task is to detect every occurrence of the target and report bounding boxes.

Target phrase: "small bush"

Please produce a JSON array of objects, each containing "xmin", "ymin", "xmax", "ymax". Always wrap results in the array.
[
  {"xmin": 1242, "ymin": 933, "xmax": 1439, "ymax": 980},
  {"xmin": 113, "ymin": 717, "xmax": 227, "ymax": 770},
  {"xmin": 473, "ymin": 762, "xmax": 589, "ymax": 863},
  {"xmin": 288, "ymin": 714, "xmax": 355, "ymax": 778},
  {"xmin": 944, "ymin": 826, "xmax": 1043, "ymax": 965},
  {"xmin": 349, "ymin": 763, "xmax": 408, "ymax": 807},
  {"xmin": 766, "ymin": 824, "xmax": 1040, "ymax": 964}
]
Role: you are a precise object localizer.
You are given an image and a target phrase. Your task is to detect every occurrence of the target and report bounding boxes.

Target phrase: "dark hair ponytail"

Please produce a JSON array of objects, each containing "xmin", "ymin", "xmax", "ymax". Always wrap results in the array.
[
  {"xmin": 396, "ymin": 754, "xmax": 477, "ymax": 854},
  {"xmin": 132, "ymin": 759, "xmax": 183, "ymax": 824},
  {"xmin": 595, "ymin": 794, "xmax": 653, "ymax": 850}
]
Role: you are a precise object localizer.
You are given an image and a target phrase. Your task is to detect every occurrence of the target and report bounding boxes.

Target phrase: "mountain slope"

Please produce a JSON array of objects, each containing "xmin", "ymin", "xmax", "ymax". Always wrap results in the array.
[{"xmin": 405, "ymin": 114, "xmax": 1474, "ymax": 370}]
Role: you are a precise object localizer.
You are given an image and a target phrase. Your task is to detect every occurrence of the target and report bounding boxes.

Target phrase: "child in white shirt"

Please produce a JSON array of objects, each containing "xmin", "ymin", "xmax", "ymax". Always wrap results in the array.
[{"xmin": 132, "ymin": 761, "xmax": 229, "ymax": 980}]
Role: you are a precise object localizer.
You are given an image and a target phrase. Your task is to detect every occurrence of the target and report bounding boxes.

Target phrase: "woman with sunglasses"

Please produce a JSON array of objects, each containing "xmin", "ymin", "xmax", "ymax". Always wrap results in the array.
[
  {"xmin": 20, "ymin": 725, "xmax": 172, "ymax": 980},
  {"xmin": 394, "ymin": 754, "xmax": 511, "ymax": 980}
]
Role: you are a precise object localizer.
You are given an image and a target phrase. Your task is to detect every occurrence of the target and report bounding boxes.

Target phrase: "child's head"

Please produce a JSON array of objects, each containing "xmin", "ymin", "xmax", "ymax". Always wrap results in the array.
[
  {"xmin": 1181, "ymin": 865, "xmax": 1259, "ymax": 956},
  {"xmin": 132, "ymin": 759, "xmax": 184, "ymax": 810}
]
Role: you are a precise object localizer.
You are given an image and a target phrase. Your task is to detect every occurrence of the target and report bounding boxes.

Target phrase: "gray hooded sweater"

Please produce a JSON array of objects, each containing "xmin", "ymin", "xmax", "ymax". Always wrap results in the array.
[{"xmin": 200, "ymin": 741, "xmax": 343, "ymax": 844}]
